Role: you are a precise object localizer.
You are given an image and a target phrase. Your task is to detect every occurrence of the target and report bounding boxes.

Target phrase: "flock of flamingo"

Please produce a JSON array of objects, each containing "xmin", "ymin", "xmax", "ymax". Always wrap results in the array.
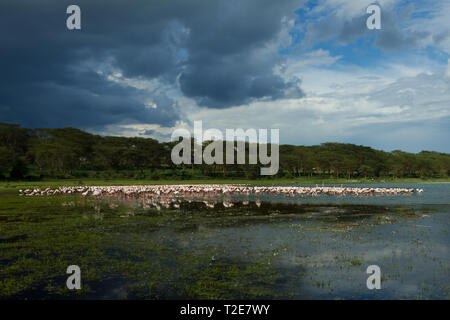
[{"xmin": 19, "ymin": 184, "xmax": 423, "ymax": 205}]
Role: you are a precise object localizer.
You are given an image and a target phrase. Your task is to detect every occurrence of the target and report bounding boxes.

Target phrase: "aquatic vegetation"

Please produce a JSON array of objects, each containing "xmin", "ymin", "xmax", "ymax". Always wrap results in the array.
[
  {"xmin": 349, "ymin": 258, "xmax": 363, "ymax": 266},
  {"xmin": 0, "ymin": 183, "xmax": 449, "ymax": 299}
]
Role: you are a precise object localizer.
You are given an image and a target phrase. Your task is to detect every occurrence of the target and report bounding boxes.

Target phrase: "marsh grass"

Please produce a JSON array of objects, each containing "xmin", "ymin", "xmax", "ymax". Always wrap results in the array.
[
  {"xmin": 1, "ymin": 177, "xmax": 449, "ymax": 193},
  {"xmin": 0, "ymin": 193, "xmax": 295, "ymax": 299},
  {"xmin": 0, "ymin": 186, "xmax": 448, "ymax": 299}
]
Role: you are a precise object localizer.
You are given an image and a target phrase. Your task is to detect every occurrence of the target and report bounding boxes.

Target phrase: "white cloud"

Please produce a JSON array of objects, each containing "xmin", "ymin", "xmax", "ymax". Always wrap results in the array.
[
  {"xmin": 93, "ymin": 121, "xmax": 192, "ymax": 141},
  {"xmin": 90, "ymin": 0, "xmax": 450, "ymax": 153},
  {"xmin": 285, "ymin": 49, "xmax": 342, "ymax": 69},
  {"xmin": 310, "ymin": 0, "xmax": 399, "ymax": 19},
  {"xmin": 403, "ymin": 1, "xmax": 450, "ymax": 53},
  {"xmin": 446, "ymin": 59, "xmax": 450, "ymax": 78},
  {"xmin": 175, "ymin": 57, "xmax": 450, "ymax": 152}
]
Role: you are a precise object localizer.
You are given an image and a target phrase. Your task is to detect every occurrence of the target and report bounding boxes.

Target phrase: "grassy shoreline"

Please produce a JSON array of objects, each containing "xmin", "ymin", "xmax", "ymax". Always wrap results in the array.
[
  {"xmin": 0, "ymin": 178, "xmax": 448, "ymax": 299},
  {"xmin": 1, "ymin": 177, "xmax": 449, "ymax": 192}
]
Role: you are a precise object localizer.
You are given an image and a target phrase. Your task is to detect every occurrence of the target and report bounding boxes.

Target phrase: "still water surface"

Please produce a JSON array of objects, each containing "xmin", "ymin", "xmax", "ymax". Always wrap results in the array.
[
  {"xmin": 0, "ymin": 183, "xmax": 448, "ymax": 299},
  {"xmin": 105, "ymin": 183, "xmax": 450, "ymax": 299}
]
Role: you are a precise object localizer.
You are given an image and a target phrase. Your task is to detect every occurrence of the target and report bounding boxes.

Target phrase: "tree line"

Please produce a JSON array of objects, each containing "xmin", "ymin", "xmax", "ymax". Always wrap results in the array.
[{"xmin": 0, "ymin": 122, "xmax": 449, "ymax": 180}]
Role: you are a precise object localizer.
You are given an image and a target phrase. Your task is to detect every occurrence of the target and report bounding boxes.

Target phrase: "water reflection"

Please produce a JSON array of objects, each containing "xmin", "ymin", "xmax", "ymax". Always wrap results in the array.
[
  {"xmin": 51, "ymin": 183, "xmax": 449, "ymax": 299},
  {"xmin": 86, "ymin": 184, "xmax": 449, "ymax": 299}
]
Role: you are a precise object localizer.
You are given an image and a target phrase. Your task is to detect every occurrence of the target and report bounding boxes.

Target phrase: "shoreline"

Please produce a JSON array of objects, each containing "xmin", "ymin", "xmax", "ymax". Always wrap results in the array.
[
  {"xmin": 1, "ymin": 178, "xmax": 449, "ymax": 193},
  {"xmin": 18, "ymin": 184, "xmax": 422, "ymax": 198}
]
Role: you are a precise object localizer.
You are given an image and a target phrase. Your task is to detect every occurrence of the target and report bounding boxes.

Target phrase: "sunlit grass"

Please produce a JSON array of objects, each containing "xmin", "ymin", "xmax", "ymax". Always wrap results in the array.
[{"xmin": 1, "ymin": 177, "xmax": 449, "ymax": 192}]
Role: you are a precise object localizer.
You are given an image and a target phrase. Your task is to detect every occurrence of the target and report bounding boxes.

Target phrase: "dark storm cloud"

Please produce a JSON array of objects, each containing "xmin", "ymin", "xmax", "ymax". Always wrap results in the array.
[
  {"xmin": 432, "ymin": 30, "xmax": 450, "ymax": 45},
  {"xmin": 179, "ymin": 50, "xmax": 302, "ymax": 107},
  {"xmin": 373, "ymin": 10, "xmax": 430, "ymax": 51},
  {"xmin": 301, "ymin": 4, "xmax": 429, "ymax": 51},
  {"xmin": 337, "ymin": 14, "xmax": 367, "ymax": 43},
  {"xmin": 0, "ymin": 0, "xmax": 304, "ymax": 130},
  {"xmin": 301, "ymin": 10, "xmax": 368, "ymax": 47}
]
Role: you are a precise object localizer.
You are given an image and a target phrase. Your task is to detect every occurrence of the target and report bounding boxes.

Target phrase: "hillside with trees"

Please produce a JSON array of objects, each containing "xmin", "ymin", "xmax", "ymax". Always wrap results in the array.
[{"xmin": 0, "ymin": 122, "xmax": 449, "ymax": 180}]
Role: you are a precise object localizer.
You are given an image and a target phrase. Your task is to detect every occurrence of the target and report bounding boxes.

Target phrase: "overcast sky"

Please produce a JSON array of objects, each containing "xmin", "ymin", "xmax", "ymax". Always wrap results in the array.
[{"xmin": 1, "ymin": 0, "xmax": 449, "ymax": 152}]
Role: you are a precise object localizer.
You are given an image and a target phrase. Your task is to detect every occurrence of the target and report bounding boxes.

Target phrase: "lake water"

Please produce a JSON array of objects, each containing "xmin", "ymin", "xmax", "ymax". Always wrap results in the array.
[{"xmin": 0, "ymin": 183, "xmax": 449, "ymax": 299}]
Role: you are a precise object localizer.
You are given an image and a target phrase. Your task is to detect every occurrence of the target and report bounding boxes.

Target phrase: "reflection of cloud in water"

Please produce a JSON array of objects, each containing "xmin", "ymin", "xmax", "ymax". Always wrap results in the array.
[
  {"xmin": 93, "ymin": 184, "xmax": 449, "ymax": 299},
  {"xmin": 173, "ymin": 210, "xmax": 449, "ymax": 298},
  {"xmin": 273, "ymin": 224, "xmax": 448, "ymax": 298}
]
